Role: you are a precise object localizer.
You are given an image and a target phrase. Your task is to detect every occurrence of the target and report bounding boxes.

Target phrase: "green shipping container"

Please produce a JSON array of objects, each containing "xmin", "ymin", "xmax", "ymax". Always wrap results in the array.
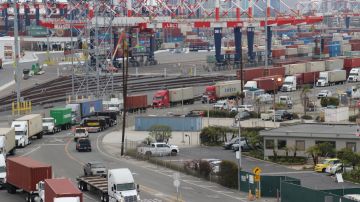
[{"xmin": 50, "ymin": 108, "xmax": 72, "ymax": 126}]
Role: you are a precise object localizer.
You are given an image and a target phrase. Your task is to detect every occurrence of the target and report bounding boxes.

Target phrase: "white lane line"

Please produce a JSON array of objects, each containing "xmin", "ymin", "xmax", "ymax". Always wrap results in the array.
[
  {"xmin": 0, "ymin": 80, "xmax": 15, "ymax": 92},
  {"xmin": 21, "ymin": 146, "xmax": 41, "ymax": 156},
  {"xmin": 41, "ymin": 143, "xmax": 67, "ymax": 146},
  {"xmin": 262, "ymin": 171, "xmax": 315, "ymax": 175}
]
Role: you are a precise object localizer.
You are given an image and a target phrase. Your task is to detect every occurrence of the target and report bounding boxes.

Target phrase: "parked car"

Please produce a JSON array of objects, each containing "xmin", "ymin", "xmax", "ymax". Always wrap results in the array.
[
  {"xmin": 258, "ymin": 93, "xmax": 272, "ymax": 104},
  {"xmin": 235, "ymin": 111, "xmax": 251, "ymax": 121},
  {"xmin": 83, "ymin": 162, "xmax": 107, "ymax": 176},
  {"xmin": 185, "ymin": 110, "xmax": 205, "ymax": 117},
  {"xmin": 223, "ymin": 137, "xmax": 245, "ymax": 150},
  {"xmin": 231, "ymin": 139, "xmax": 252, "ymax": 152},
  {"xmin": 230, "ymin": 105, "xmax": 254, "ymax": 113},
  {"xmin": 76, "ymin": 138, "xmax": 92, "ymax": 152},
  {"xmin": 317, "ymin": 90, "xmax": 332, "ymax": 99},
  {"xmin": 314, "ymin": 158, "xmax": 340, "ymax": 172},
  {"xmin": 213, "ymin": 100, "xmax": 229, "ymax": 110},
  {"xmin": 326, "ymin": 162, "xmax": 353, "ymax": 175},
  {"xmin": 274, "ymin": 110, "xmax": 293, "ymax": 122}
]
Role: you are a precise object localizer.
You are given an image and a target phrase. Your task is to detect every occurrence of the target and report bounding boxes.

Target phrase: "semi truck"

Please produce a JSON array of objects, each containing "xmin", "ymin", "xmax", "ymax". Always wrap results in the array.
[
  {"xmin": 11, "ymin": 114, "xmax": 43, "ymax": 147},
  {"xmin": 103, "ymin": 95, "xmax": 147, "ymax": 113},
  {"xmin": 80, "ymin": 116, "xmax": 108, "ymax": 133},
  {"xmin": 251, "ymin": 75, "xmax": 283, "ymax": 93},
  {"xmin": 202, "ymin": 80, "xmax": 242, "ymax": 103},
  {"xmin": 95, "ymin": 111, "xmax": 118, "ymax": 126},
  {"xmin": 316, "ymin": 70, "xmax": 347, "ymax": 87},
  {"xmin": 42, "ymin": 108, "xmax": 72, "ymax": 134},
  {"xmin": 5, "ymin": 157, "xmax": 52, "ymax": 202},
  {"xmin": 348, "ymin": 68, "xmax": 360, "ymax": 82},
  {"xmin": 66, "ymin": 99, "xmax": 103, "ymax": 124},
  {"xmin": 153, "ymin": 87, "xmax": 195, "ymax": 108},
  {"xmin": 76, "ymin": 168, "xmax": 140, "ymax": 202},
  {"xmin": 281, "ymin": 72, "xmax": 320, "ymax": 91},
  {"xmin": 0, "ymin": 128, "xmax": 16, "ymax": 156},
  {"xmin": 40, "ymin": 178, "xmax": 83, "ymax": 202}
]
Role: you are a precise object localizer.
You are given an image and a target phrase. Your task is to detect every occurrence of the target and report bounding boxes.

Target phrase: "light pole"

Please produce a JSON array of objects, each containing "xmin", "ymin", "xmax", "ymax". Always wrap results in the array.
[
  {"xmin": 237, "ymin": 117, "xmax": 241, "ymax": 192},
  {"xmin": 272, "ymin": 78, "xmax": 276, "ymax": 122},
  {"xmin": 182, "ymin": 86, "xmax": 185, "ymax": 143},
  {"xmin": 207, "ymin": 98, "xmax": 210, "ymax": 126}
]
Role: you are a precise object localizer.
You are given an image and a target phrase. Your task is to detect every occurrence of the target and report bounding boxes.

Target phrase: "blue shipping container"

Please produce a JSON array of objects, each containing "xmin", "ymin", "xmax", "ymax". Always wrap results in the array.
[
  {"xmin": 135, "ymin": 116, "xmax": 202, "ymax": 132},
  {"xmin": 80, "ymin": 99, "xmax": 103, "ymax": 117}
]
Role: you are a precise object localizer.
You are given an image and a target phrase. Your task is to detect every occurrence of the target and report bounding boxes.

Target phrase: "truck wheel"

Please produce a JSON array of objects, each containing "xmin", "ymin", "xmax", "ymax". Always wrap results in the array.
[
  {"xmin": 37, "ymin": 133, "xmax": 43, "ymax": 139},
  {"xmin": 171, "ymin": 150, "xmax": 178, "ymax": 156},
  {"xmin": 6, "ymin": 184, "xmax": 16, "ymax": 194},
  {"xmin": 145, "ymin": 151, "xmax": 152, "ymax": 158},
  {"xmin": 10, "ymin": 148, "xmax": 15, "ymax": 155}
]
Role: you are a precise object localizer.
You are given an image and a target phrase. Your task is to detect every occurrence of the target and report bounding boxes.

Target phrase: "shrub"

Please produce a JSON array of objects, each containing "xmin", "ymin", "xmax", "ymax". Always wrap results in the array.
[
  {"xmin": 199, "ymin": 160, "xmax": 212, "ymax": 178},
  {"xmin": 301, "ymin": 115, "xmax": 313, "ymax": 120},
  {"xmin": 292, "ymin": 113, "xmax": 299, "ymax": 119},
  {"xmin": 200, "ymin": 126, "xmax": 237, "ymax": 145},
  {"xmin": 320, "ymin": 97, "xmax": 339, "ymax": 107},
  {"xmin": 248, "ymin": 111, "xmax": 259, "ymax": 118},
  {"xmin": 349, "ymin": 115, "xmax": 359, "ymax": 122},
  {"xmin": 218, "ymin": 160, "xmax": 239, "ymax": 188},
  {"xmin": 204, "ymin": 110, "xmax": 237, "ymax": 118}
]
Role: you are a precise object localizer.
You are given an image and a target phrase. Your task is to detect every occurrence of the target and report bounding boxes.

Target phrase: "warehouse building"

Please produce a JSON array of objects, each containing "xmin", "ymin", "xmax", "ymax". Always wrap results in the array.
[{"xmin": 260, "ymin": 124, "xmax": 360, "ymax": 159}]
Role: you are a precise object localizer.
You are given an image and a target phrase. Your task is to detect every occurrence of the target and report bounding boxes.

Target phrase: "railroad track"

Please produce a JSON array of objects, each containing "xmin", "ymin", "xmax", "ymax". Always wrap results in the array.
[{"xmin": 0, "ymin": 75, "xmax": 235, "ymax": 111}]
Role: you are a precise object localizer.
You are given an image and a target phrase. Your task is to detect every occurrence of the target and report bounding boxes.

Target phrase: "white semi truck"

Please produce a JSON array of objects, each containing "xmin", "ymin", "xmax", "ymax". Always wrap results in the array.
[
  {"xmin": 0, "ymin": 128, "xmax": 16, "ymax": 155},
  {"xmin": 316, "ymin": 70, "xmax": 346, "ymax": 87},
  {"xmin": 76, "ymin": 168, "xmax": 140, "ymax": 202},
  {"xmin": 348, "ymin": 68, "xmax": 360, "ymax": 82},
  {"xmin": 11, "ymin": 114, "xmax": 43, "ymax": 147}
]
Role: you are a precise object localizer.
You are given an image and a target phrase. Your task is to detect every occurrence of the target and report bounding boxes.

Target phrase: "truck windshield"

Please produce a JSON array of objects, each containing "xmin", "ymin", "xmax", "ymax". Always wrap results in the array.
[
  {"xmin": 0, "ymin": 166, "xmax": 5, "ymax": 173},
  {"xmin": 43, "ymin": 119, "xmax": 53, "ymax": 123},
  {"xmin": 349, "ymin": 73, "xmax": 358, "ymax": 76},
  {"xmin": 76, "ymin": 129, "xmax": 86, "ymax": 133},
  {"xmin": 154, "ymin": 96, "xmax": 163, "ymax": 100},
  {"xmin": 116, "ymin": 183, "xmax": 136, "ymax": 191},
  {"xmin": 15, "ymin": 131, "xmax": 25, "ymax": 136},
  {"xmin": 283, "ymin": 82, "xmax": 292, "ymax": 85},
  {"xmin": 319, "ymin": 77, "xmax": 326, "ymax": 80}
]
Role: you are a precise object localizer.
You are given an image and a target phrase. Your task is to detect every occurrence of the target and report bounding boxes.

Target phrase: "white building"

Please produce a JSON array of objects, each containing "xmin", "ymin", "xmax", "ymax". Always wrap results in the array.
[{"xmin": 0, "ymin": 37, "xmax": 20, "ymax": 62}]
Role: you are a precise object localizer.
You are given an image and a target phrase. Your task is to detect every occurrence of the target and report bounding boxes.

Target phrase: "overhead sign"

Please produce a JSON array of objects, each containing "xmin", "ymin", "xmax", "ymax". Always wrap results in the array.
[
  {"xmin": 253, "ymin": 167, "xmax": 262, "ymax": 175},
  {"xmin": 28, "ymin": 25, "xmax": 47, "ymax": 37}
]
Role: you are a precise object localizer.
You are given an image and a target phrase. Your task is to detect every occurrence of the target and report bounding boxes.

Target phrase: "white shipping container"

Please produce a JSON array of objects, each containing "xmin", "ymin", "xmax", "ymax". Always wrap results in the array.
[
  {"xmin": 161, "ymin": 43, "xmax": 176, "ymax": 49},
  {"xmin": 306, "ymin": 61, "xmax": 326, "ymax": 72},
  {"xmin": 341, "ymin": 44, "xmax": 352, "ymax": 52},
  {"xmin": 186, "ymin": 35, "xmax": 199, "ymax": 40},
  {"xmin": 0, "ymin": 128, "xmax": 15, "ymax": 155},
  {"xmin": 285, "ymin": 48, "xmax": 298, "ymax": 55},
  {"xmin": 298, "ymin": 46, "xmax": 312, "ymax": 54},
  {"xmin": 324, "ymin": 107, "xmax": 349, "ymax": 122},
  {"xmin": 325, "ymin": 59, "xmax": 344, "ymax": 71},
  {"xmin": 215, "ymin": 80, "xmax": 242, "ymax": 98},
  {"xmin": 284, "ymin": 63, "xmax": 307, "ymax": 75},
  {"xmin": 15, "ymin": 114, "xmax": 43, "ymax": 138},
  {"xmin": 169, "ymin": 87, "xmax": 194, "ymax": 102}
]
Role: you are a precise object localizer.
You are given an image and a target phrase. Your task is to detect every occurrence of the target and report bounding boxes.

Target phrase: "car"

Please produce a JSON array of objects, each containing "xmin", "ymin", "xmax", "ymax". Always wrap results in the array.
[
  {"xmin": 326, "ymin": 162, "xmax": 353, "ymax": 175},
  {"xmin": 213, "ymin": 100, "xmax": 229, "ymax": 110},
  {"xmin": 231, "ymin": 142, "xmax": 252, "ymax": 152},
  {"xmin": 76, "ymin": 138, "xmax": 92, "ymax": 152},
  {"xmin": 83, "ymin": 162, "xmax": 107, "ymax": 176},
  {"xmin": 230, "ymin": 105, "xmax": 254, "ymax": 113},
  {"xmin": 223, "ymin": 137, "xmax": 245, "ymax": 150},
  {"xmin": 185, "ymin": 110, "xmax": 205, "ymax": 117},
  {"xmin": 317, "ymin": 90, "xmax": 332, "ymax": 99},
  {"xmin": 235, "ymin": 111, "xmax": 251, "ymax": 121},
  {"xmin": 314, "ymin": 158, "xmax": 340, "ymax": 172},
  {"xmin": 274, "ymin": 110, "xmax": 293, "ymax": 122},
  {"xmin": 257, "ymin": 93, "xmax": 272, "ymax": 104}
]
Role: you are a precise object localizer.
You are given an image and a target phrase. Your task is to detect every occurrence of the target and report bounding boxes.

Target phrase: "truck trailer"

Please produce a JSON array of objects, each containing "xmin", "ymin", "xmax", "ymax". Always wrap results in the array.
[
  {"xmin": 5, "ymin": 157, "xmax": 52, "ymax": 202},
  {"xmin": 43, "ymin": 108, "xmax": 72, "ymax": 134},
  {"xmin": 0, "ymin": 128, "xmax": 16, "ymax": 156},
  {"xmin": 66, "ymin": 99, "xmax": 103, "ymax": 124},
  {"xmin": 153, "ymin": 87, "xmax": 195, "ymax": 108},
  {"xmin": 202, "ymin": 80, "xmax": 242, "ymax": 103},
  {"xmin": 316, "ymin": 70, "xmax": 347, "ymax": 87},
  {"xmin": 76, "ymin": 168, "xmax": 140, "ymax": 202},
  {"xmin": 11, "ymin": 114, "xmax": 43, "ymax": 147},
  {"xmin": 281, "ymin": 72, "xmax": 320, "ymax": 91},
  {"xmin": 41, "ymin": 178, "xmax": 83, "ymax": 202}
]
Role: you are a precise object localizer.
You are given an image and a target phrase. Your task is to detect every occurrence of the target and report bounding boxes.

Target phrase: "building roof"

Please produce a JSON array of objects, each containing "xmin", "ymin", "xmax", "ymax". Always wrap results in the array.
[{"xmin": 260, "ymin": 124, "xmax": 359, "ymax": 140}]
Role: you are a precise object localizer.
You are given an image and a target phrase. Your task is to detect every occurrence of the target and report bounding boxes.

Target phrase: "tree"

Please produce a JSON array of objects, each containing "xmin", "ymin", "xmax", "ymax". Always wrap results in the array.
[
  {"xmin": 306, "ymin": 145, "xmax": 321, "ymax": 166},
  {"xmin": 300, "ymin": 85, "xmax": 311, "ymax": 116},
  {"xmin": 318, "ymin": 142, "xmax": 336, "ymax": 157},
  {"xmin": 242, "ymin": 130, "xmax": 262, "ymax": 149},
  {"xmin": 288, "ymin": 146, "xmax": 298, "ymax": 161},
  {"xmin": 218, "ymin": 160, "xmax": 239, "ymax": 188},
  {"xmin": 320, "ymin": 97, "xmax": 339, "ymax": 107},
  {"xmin": 148, "ymin": 125, "xmax": 172, "ymax": 143},
  {"xmin": 337, "ymin": 148, "xmax": 360, "ymax": 170}
]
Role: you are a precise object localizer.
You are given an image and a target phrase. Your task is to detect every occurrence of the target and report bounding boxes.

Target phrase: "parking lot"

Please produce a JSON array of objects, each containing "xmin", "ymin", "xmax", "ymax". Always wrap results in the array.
[{"xmin": 155, "ymin": 146, "xmax": 360, "ymax": 190}]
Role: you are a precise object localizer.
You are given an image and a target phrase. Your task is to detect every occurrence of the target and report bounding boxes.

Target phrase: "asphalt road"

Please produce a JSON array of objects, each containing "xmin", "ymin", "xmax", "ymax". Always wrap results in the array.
[{"xmin": 0, "ymin": 127, "xmax": 261, "ymax": 202}]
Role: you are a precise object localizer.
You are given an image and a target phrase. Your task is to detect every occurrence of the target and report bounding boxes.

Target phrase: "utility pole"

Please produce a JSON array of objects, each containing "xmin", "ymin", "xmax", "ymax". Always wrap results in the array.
[
  {"xmin": 121, "ymin": 33, "xmax": 128, "ymax": 156},
  {"xmin": 13, "ymin": 0, "xmax": 20, "ymax": 103},
  {"xmin": 237, "ymin": 119, "xmax": 242, "ymax": 192}
]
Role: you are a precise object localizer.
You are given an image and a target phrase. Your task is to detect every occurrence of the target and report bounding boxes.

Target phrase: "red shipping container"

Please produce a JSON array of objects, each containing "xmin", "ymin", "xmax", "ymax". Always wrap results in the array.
[
  {"xmin": 350, "ymin": 39, "xmax": 360, "ymax": 43},
  {"xmin": 236, "ymin": 67, "xmax": 264, "ymax": 82},
  {"xmin": 45, "ymin": 179, "xmax": 83, "ymax": 202},
  {"xmin": 253, "ymin": 75, "xmax": 283, "ymax": 92},
  {"xmin": 351, "ymin": 43, "xmax": 360, "ymax": 51},
  {"xmin": 126, "ymin": 94, "xmax": 148, "ymax": 110},
  {"xmin": 7, "ymin": 157, "xmax": 52, "ymax": 193},
  {"xmin": 286, "ymin": 45, "xmax": 298, "ymax": 48},
  {"xmin": 302, "ymin": 71, "xmax": 320, "ymax": 85},
  {"xmin": 344, "ymin": 57, "xmax": 360, "ymax": 68},
  {"xmin": 272, "ymin": 49, "xmax": 285, "ymax": 58},
  {"xmin": 265, "ymin": 66, "xmax": 285, "ymax": 77}
]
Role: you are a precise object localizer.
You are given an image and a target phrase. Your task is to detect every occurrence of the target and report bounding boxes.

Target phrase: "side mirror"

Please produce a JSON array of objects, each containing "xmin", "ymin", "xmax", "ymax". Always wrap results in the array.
[{"xmin": 137, "ymin": 184, "xmax": 140, "ymax": 192}]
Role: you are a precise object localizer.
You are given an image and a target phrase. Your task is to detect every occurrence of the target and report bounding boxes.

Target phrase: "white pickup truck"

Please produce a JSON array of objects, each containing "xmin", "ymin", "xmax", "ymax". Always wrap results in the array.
[
  {"xmin": 137, "ymin": 142, "xmax": 179, "ymax": 156},
  {"xmin": 261, "ymin": 110, "xmax": 275, "ymax": 121}
]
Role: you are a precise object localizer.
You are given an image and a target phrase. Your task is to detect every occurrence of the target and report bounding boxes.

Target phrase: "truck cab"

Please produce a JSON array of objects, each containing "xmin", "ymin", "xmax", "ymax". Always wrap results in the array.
[
  {"xmin": 11, "ymin": 121, "xmax": 29, "ymax": 147},
  {"xmin": 103, "ymin": 98, "xmax": 123, "ymax": 113},
  {"xmin": 202, "ymin": 86, "xmax": 216, "ymax": 103},
  {"xmin": 42, "ymin": 118, "xmax": 56, "ymax": 134},
  {"xmin": 108, "ymin": 168, "xmax": 140, "ymax": 202},
  {"xmin": 152, "ymin": 90, "xmax": 169, "ymax": 108},
  {"xmin": 281, "ymin": 76, "xmax": 297, "ymax": 92},
  {"xmin": 244, "ymin": 81, "xmax": 257, "ymax": 91},
  {"xmin": 74, "ymin": 128, "xmax": 89, "ymax": 141},
  {"xmin": 316, "ymin": 72, "xmax": 328, "ymax": 87},
  {"xmin": 348, "ymin": 68, "xmax": 360, "ymax": 82}
]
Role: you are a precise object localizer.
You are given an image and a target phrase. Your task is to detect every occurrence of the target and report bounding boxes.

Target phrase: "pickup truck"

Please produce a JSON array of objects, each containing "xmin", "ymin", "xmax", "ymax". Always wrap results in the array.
[
  {"xmin": 74, "ymin": 127, "xmax": 89, "ymax": 141},
  {"xmin": 137, "ymin": 143, "xmax": 179, "ymax": 156},
  {"xmin": 260, "ymin": 110, "xmax": 274, "ymax": 121}
]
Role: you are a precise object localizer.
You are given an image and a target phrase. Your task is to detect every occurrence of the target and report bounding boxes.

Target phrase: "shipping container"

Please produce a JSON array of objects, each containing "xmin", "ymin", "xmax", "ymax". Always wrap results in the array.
[
  {"xmin": 215, "ymin": 80, "xmax": 242, "ymax": 98},
  {"xmin": 302, "ymin": 71, "xmax": 320, "ymax": 85},
  {"xmin": 351, "ymin": 43, "xmax": 360, "ymax": 51},
  {"xmin": 236, "ymin": 67, "xmax": 264, "ymax": 82},
  {"xmin": 126, "ymin": 95, "xmax": 148, "ymax": 110},
  {"xmin": 284, "ymin": 63, "xmax": 306, "ymax": 75},
  {"xmin": 285, "ymin": 48, "xmax": 298, "ymax": 56},
  {"xmin": 6, "ymin": 157, "xmax": 52, "ymax": 193},
  {"xmin": 77, "ymin": 100, "xmax": 103, "ymax": 118},
  {"xmin": 15, "ymin": 114, "xmax": 43, "ymax": 138},
  {"xmin": 253, "ymin": 75, "xmax": 283, "ymax": 92},
  {"xmin": 272, "ymin": 49, "xmax": 285, "ymax": 58},
  {"xmin": 306, "ymin": 61, "xmax": 326, "ymax": 72},
  {"xmin": 135, "ymin": 116, "xmax": 202, "ymax": 131},
  {"xmin": 265, "ymin": 66, "xmax": 285, "ymax": 77},
  {"xmin": 0, "ymin": 128, "xmax": 15, "ymax": 156},
  {"xmin": 45, "ymin": 178, "xmax": 83, "ymax": 202},
  {"xmin": 169, "ymin": 87, "xmax": 194, "ymax": 102},
  {"xmin": 344, "ymin": 57, "xmax": 360, "ymax": 68},
  {"xmin": 325, "ymin": 58, "xmax": 344, "ymax": 71},
  {"xmin": 50, "ymin": 108, "xmax": 72, "ymax": 127}
]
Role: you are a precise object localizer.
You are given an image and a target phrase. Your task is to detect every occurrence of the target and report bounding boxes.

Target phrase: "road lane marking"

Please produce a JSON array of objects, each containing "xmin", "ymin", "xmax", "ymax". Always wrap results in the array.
[
  {"xmin": 64, "ymin": 138, "xmax": 85, "ymax": 166},
  {"xmin": 21, "ymin": 146, "xmax": 41, "ymax": 156},
  {"xmin": 262, "ymin": 171, "xmax": 315, "ymax": 175},
  {"xmin": 97, "ymin": 133, "xmax": 245, "ymax": 202}
]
